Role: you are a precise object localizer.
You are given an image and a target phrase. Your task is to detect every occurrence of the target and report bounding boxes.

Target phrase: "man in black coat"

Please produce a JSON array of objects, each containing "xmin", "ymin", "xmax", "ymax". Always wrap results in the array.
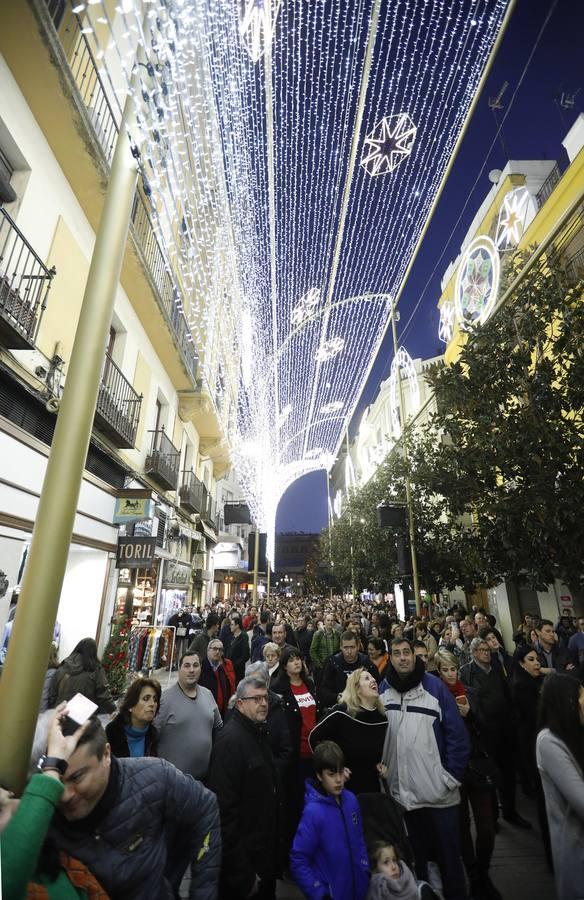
[
  {"xmin": 293, "ymin": 613, "xmax": 314, "ymax": 662},
  {"xmin": 208, "ymin": 674, "xmax": 284, "ymax": 900},
  {"xmin": 227, "ymin": 613, "xmax": 250, "ymax": 684},
  {"xmin": 318, "ymin": 631, "xmax": 380, "ymax": 708}
]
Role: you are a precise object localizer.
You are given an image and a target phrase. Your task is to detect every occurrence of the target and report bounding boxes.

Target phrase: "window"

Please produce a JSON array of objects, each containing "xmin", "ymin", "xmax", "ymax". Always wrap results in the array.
[{"xmin": 0, "ymin": 147, "xmax": 16, "ymax": 204}]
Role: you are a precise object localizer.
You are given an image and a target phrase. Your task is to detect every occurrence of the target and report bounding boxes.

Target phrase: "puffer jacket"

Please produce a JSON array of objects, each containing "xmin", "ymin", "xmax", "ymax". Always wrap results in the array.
[
  {"xmin": 379, "ymin": 659, "xmax": 469, "ymax": 811},
  {"xmin": 290, "ymin": 779, "xmax": 370, "ymax": 900},
  {"xmin": 48, "ymin": 653, "xmax": 116, "ymax": 714},
  {"xmin": 50, "ymin": 756, "xmax": 221, "ymax": 900}
]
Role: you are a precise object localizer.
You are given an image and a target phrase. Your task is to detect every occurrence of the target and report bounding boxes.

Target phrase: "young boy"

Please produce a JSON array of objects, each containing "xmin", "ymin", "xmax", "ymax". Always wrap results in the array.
[{"xmin": 290, "ymin": 740, "xmax": 370, "ymax": 900}]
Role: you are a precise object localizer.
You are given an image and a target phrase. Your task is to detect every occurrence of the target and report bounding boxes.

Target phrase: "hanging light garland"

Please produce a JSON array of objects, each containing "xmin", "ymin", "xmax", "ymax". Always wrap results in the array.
[{"xmin": 76, "ymin": 0, "xmax": 510, "ymax": 556}]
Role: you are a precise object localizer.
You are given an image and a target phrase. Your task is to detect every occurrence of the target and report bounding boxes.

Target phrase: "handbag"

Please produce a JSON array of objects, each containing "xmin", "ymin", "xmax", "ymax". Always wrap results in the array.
[{"xmin": 464, "ymin": 752, "xmax": 500, "ymax": 791}]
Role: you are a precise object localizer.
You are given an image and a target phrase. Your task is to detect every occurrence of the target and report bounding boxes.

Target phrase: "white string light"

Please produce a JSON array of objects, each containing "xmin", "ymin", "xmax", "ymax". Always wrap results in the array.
[
  {"xmin": 389, "ymin": 347, "xmax": 420, "ymax": 439},
  {"xmin": 78, "ymin": 0, "xmax": 510, "ymax": 553}
]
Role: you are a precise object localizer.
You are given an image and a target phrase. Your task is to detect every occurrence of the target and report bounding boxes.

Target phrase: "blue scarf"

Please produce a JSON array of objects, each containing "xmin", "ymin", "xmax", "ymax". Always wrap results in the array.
[{"xmin": 124, "ymin": 722, "xmax": 149, "ymax": 757}]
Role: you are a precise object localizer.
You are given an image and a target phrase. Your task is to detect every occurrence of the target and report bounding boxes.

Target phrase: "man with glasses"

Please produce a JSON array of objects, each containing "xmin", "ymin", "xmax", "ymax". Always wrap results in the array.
[
  {"xmin": 209, "ymin": 676, "xmax": 283, "ymax": 899},
  {"xmin": 460, "ymin": 637, "xmax": 531, "ymax": 830},
  {"xmin": 380, "ymin": 639, "xmax": 469, "ymax": 900},
  {"xmin": 199, "ymin": 639, "xmax": 236, "ymax": 717}
]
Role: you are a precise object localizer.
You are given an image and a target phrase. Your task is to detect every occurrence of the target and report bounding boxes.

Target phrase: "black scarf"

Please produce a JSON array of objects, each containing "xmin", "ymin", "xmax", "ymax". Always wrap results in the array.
[{"xmin": 385, "ymin": 656, "xmax": 425, "ymax": 694}]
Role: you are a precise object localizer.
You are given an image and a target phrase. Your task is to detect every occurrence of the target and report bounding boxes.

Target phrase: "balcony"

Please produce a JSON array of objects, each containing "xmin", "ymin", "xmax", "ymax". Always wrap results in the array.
[
  {"xmin": 0, "ymin": 208, "xmax": 55, "ymax": 349},
  {"xmin": 565, "ymin": 246, "xmax": 584, "ymax": 283},
  {"xmin": 31, "ymin": 0, "xmax": 198, "ymax": 384},
  {"xmin": 536, "ymin": 164, "xmax": 562, "ymax": 209},
  {"xmin": 94, "ymin": 352, "xmax": 142, "ymax": 448},
  {"xmin": 145, "ymin": 428, "xmax": 180, "ymax": 492},
  {"xmin": 179, "ymin": 470, "xmax": 205, "ymax": 516}
]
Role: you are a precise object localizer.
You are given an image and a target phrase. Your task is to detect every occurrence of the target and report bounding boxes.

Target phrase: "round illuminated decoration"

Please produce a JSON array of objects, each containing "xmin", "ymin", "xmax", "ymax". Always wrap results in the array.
[
  {"xmin": 389, "ymin": 347, "xmax": 420, "ymax": 439},
  {"xmin": 455, "ymin": 235, "xmax": 500, "ymax": 326}
]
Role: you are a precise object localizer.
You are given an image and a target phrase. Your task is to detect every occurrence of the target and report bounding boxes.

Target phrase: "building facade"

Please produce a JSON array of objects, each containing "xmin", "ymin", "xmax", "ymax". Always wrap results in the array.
[{"xmin": 0, "ymin": 2, "xmax": 240, "ymax": 657}]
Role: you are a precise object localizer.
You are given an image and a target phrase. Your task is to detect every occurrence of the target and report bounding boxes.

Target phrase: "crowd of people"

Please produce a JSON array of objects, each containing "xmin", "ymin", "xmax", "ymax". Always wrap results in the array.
[{"xmin": 1, "ymin": 597, "xmax": 584, "ymax": 900}]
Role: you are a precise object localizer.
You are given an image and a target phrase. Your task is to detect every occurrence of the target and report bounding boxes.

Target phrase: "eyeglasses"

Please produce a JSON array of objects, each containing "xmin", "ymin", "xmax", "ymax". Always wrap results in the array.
[
  {"xmin": 240, "ymin": 694, "xmax": 268, "ymax": 704},
  {"xmin": 476, "ymin": 646, "xmax": 490, "ymax": 652},
  {"xmin": 209, "ymin": 645, "xmax": 223, "ymax": 652}
]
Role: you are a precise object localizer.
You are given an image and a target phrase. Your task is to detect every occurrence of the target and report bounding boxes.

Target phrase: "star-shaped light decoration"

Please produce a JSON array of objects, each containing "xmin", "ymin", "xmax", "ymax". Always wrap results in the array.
[
  {"xmin": 240, "ymin": 0, "xmax": 281, "ymax": 64},
  {"xmin": 361, "ymin": 112, "xmax": 417, "ymax": 177},
  {"xmin": 316, "ymin": 336, "xmax": 345, "ymax": 363},
  {"xmin": 455, "ymin": 235, "xmax": 500, "ymax": 326},
  {"xmin": 291, "ymin": 287, "xmax": 321, "ymax": 328},
  {"xmin": 495, "ymin": 187, "xmax": 530, "ymax": 250},
  {"xmin": 438, "ymin": 300, "xmax": 456, "ymax": 344},
  {"xmin": 320, "ymin": 400, "xmax": 344, "ymax": 415}
]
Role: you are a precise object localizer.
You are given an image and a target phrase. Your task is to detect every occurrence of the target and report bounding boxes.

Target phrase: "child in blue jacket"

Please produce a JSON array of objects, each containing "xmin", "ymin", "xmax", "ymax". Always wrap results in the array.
[{"xmin": 290, "ymin": 740, "xmax": 370, "ymax": 900}]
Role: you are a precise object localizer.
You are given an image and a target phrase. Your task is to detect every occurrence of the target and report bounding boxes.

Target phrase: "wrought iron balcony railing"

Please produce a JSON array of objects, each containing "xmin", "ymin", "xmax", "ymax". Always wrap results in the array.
[
  {"xmin": 94, "ymin": 351, "xmax": 142, "ymax": 448},
  {"xmin": 145, "ymin": 428, "xmax": 180, "ymax": 492},
  {"xmin": 0, "ymin": 208, "xmax": 55, "ymax": 350},
  {"xmin": 41, "ymin": 0, "xmax": 198, "ymax": 383},
  {"xmin": 179, "ymin": 469, "xmax": 205, "ymax": 516},
  {"xmin": 536, "ymin": 164, "xmax": 562, "ymax": 210},
  {"xmin": 565, "ymin": 246, "xmax": 584, "ymax": 283}
]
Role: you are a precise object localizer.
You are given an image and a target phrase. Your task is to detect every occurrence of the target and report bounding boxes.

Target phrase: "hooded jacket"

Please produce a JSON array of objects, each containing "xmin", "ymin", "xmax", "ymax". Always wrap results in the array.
[
  {"xmin": 48, "ymin": 653, "xmax": 116, "ymax": 714},
  {"xmin": 379, "ymin": 658, "xmax": 469, "ymax": 811},
  {"xmin": 290, "ymin": 780, "xmax": 370, "ymax": 900}
]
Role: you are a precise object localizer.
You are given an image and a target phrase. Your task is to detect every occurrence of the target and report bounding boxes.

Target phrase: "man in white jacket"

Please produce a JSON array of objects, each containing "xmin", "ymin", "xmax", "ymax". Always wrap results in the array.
[{"xmin": 380, "ymin": 639, "xmax": 470, "ymax": 900}]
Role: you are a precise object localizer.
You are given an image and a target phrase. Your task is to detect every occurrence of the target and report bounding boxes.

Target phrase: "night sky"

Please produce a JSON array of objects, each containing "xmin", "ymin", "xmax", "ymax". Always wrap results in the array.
[{"xmin": 276, "ymin": 0, "xmax": 583, "ymax": 534}]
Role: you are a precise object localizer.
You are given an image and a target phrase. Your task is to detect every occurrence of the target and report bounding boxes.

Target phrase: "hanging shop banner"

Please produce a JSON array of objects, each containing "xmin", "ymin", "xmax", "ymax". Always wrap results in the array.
[
  {"xmin": 162, "ymin": 559, "xmax": 191, "ymax": 588},
  {"xmin": 113, "ymin": 497, "xmax": 154, "ymax": 525},
  {"xmin": 116, "ymin": 536, "xmax": 157, "ymax": 568}
]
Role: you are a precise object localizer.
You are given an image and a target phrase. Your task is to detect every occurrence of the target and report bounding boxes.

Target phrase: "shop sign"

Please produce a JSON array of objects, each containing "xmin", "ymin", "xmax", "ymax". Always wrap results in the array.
[
  {"xmin": 116, "ymin": 537, "xmax": 157, "ymax": 568},
  {"xmin": 163, "ymin": 559, "xmax": 191, "ymax": 588},
  {"xmin": 560, "ymin": 595, "xmax": 574, "ymax": 615},
  {"xmin": 113, "ymin": 497, "xmax": 154, "ymax": 524}
]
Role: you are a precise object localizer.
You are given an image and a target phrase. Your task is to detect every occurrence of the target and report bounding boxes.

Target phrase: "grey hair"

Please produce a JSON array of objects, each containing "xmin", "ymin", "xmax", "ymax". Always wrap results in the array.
[
  {"xmin": 470, "ymin": 636, "xmax": 489, "ymax": 655},
  {"xmin": 245, "ymin": 661, "xmax": 269, "ymax": 682},
  {"xmin": 262, "ymin": 642, "xmax": 280, "ymax": 658},
  {"xmin": 235, "ymin": 675, "xmax": 268, "ymax": 701}
]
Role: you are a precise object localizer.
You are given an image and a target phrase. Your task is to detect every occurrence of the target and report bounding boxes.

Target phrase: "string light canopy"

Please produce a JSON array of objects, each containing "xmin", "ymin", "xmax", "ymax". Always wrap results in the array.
[{"xmin": 76, "ymin": 0, "xmax": 510, "ymax": 556}]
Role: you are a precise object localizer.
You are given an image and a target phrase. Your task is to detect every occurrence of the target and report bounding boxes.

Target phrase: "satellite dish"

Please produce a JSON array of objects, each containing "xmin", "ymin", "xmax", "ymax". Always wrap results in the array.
[{"xmin": 488, "ymin": 169, "xmax": 502, "ymax": 184}]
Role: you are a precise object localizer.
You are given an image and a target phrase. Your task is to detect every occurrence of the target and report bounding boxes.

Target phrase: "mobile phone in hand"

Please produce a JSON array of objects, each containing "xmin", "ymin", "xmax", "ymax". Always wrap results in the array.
[{"xmin": 62, "ymin": 693, "xmax": 98, "ymax": 735}]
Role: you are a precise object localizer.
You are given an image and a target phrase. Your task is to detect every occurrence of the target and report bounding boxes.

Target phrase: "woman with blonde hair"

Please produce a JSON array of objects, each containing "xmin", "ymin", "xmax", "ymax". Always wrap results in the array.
[
  {"xmin": 262, "ymin": 641, "xmax": 281, "ymax": 684},
  {"xmin": 308, "ymin": 667, "xmax": 387, "ymax": 794}
]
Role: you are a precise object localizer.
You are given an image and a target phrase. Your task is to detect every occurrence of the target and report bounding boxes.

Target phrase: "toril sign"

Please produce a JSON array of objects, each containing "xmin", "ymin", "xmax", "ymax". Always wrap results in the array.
[{"xmin": 116, "ymin": 537, "xmax": 157, "ymax": 569}]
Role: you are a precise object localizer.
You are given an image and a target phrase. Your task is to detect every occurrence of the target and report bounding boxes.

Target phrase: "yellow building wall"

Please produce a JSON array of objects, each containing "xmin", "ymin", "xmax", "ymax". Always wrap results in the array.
[
  {"xmin": 41, "ymin": 216, "xmax": 86, "ymax": 365},
  {"xmin": 132, "ymin": 351, "xmax": 152, "ymax": 452}
]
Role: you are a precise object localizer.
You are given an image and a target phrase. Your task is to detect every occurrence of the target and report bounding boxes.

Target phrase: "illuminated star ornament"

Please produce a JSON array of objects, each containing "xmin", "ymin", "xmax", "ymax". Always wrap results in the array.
[
  {"xmin": 291, "ymin": 288, "xmax": 321, "ymax": 328},
  {"xmin": 438, "ymin": 300, "xmax": 456, "ymax": 344},
  {"xmin": 361, "ymin": 113, "xmax": 417, "ymax": 176},
  {"xmin": 496, "ymin": 187, "xmax": 530, "ymax": 249},
  {"xmin": 455, "ymin": 236, "xmax": 500, "ymax": 325},
  {"xmin": 316, "ymin": 337, "xmax": 345, "ymax": 363},
  {"xmin": 240, "ymin": 0, "xmax": 281, "ymax": 63}
]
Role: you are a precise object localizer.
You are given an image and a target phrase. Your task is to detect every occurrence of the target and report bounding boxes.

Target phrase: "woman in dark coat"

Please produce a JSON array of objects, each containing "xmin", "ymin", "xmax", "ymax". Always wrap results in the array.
[
  {"xmin": 48, "ymin": 637, "xmax": 116, "ymax": 714},
  {"xmin": 308, "ymin": 666, "xmax": 387, "ymax": 796},
  {"xmin": 106, "ymin": 676, "xmax": 161, "ymax": 758},
  {"xmin": 511, "ymin": 644, "xmax": 544, "ymax": 792},
  {"xmin": 271, "ymin": 646, "xmax": 319, "ymax": 851}
]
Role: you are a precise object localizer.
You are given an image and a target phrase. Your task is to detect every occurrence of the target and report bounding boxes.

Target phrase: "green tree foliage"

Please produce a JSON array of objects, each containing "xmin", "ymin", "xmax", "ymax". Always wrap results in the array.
[
  {"xmin": 102, "ymin": 617, "xmax": 131, "ymax": 696},
  {"xmin": 323, "ymin": 256, "xmax": 583, "ymax": 595}
]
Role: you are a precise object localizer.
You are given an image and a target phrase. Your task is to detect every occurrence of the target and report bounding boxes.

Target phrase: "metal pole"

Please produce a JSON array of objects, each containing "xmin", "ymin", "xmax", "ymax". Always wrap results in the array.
[
  {"xmin": 266, "ymin": 557, "xmax": 271, "ymax": 602},
  {"xmin": 346, "ymin": 429, "xmax": 356, "ymax": 601},
  {"xmin": 0, "ymin": 93, "xmax": 139, "ymax": 792},
  {"xmin": 325, "ymin": 471, "xmax": 334, "ymax": 602},
  {"xmin": 252, "ymin": 526, "xmax": 260, "ymax": 605},
  {"xmin": 390, "ymin": 303, "xmax": 422, "ymax": 615}
]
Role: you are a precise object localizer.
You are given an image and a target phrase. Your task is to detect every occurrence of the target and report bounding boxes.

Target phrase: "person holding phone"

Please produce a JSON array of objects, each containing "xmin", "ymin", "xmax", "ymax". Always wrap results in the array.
[{"xmin": 1, "ymin": 703, "xmax": 110, "ymax": 898}]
